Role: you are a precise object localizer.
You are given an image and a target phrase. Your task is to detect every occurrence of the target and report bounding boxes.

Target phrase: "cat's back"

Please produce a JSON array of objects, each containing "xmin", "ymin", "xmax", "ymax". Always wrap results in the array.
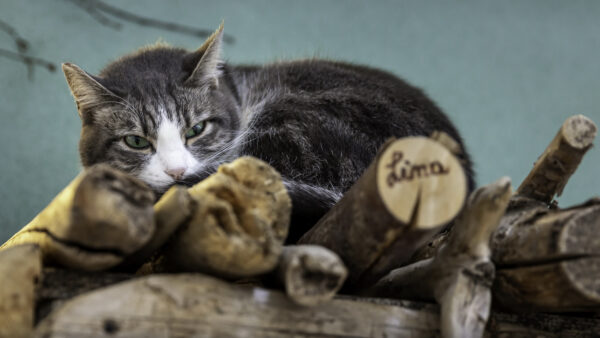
[
  {"xmin": 233, "ymin": 59, "xmax": 473, "ymax": 191},
  {"xmin": 234, "ymin": 59, "xmax": 456, "ymax": 137},
  {"xmin": 235, "ymin": 59, "xmax": 425, "ymax": 98}
]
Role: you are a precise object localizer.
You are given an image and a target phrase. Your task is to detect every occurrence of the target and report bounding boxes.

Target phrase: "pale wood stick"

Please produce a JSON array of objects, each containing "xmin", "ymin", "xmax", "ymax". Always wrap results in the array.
[
  {"xmin": 517, "ymin": 114, "xmax": 596, "ymax": 204},
  {"xmin": 276, "ymin": 245, "xmax": 347, "ymax": 306},
  {"xmin": 298, "ymin": 135, "xmax": 468, "ymax": 288},
  {"xmin": 0, "ymin": 244, "xmax": 41, "ymax": 338},
  {"xmin": 1, "ymin": 164, "xmax": 155, "ymax": 271},
  {"xmin": 366, "ymin": 177, "xmax": 513, "ymax": 338},
  {"xmin": 157, "ymin": 157, "xmax": 291, "ymax": 279}
]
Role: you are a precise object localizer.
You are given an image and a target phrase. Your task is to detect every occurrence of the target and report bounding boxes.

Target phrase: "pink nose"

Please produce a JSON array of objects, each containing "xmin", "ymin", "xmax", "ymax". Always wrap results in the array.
[{"xmin": 165, "ymin": 167, "xmax": 186, "ymax": 180}]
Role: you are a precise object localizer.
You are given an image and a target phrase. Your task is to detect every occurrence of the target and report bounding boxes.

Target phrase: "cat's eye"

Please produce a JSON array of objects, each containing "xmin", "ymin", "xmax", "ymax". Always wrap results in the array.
[
  {"xmin": 124, "ymin": 135, "xmax": 151, "ymax": 149},
  {"xmin": 185, "ymin": 122, "xmax": 206, "ymax": 139}
]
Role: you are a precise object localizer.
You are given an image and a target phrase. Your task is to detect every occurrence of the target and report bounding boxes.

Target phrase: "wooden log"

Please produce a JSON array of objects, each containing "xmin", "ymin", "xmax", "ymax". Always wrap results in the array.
[
  {"xmin": 275, "ymin": 245, "xmax": 347, "ymax": 306},
  {"xmin": 33, "ymin": 272, "xmax": 600, "ymax": 337},
  {"xmin": 366, "ymin": 177, "xmax": 513, "ymax": 338},
  {"xmin": 298, "ymin": 135, "xmax": 468, "ymax": 288},
  {"xmin": 156, "ymin": 156, "xmax": 292, "ymax": 279},
  {"xmin": 1, "ymin": 164, "xmax": 155, "ymax": 271},
  {"xmin": 517, "ymin": 114, "xmax": 596, "ymax": 204},
  {"xmin": 0, "ymin": 244, "xmax": 42, "ymax": 338},
  {"xmin": 492, "ymin": 198, "xmax": 600, "ymax": 312}
]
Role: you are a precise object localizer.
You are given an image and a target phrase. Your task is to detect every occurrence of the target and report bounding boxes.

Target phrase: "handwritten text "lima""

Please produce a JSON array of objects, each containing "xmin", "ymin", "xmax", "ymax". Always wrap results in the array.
[{"xmin": 385, "ymin": 151, "xmax": 450, "ymax": 188}]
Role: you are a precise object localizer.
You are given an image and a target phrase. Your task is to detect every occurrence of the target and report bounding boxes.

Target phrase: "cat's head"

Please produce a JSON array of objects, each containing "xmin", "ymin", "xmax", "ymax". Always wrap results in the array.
[{"xmin": 62, "ymin": 24, "xmax": 241, "ymax": 194}]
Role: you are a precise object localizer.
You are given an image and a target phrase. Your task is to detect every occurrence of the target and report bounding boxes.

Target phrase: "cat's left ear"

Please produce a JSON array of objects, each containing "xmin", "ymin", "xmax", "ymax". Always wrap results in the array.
[
  {"xmin": 62, "ymin": 63, "xmax": 118, "ymax": 118},
  {"xmin": 184, "ymin": 22, "xmax": 224, "ymax": 88}
]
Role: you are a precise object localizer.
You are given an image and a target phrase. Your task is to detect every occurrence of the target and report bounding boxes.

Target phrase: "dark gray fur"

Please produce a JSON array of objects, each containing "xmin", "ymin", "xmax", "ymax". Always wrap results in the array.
[{"xmin": 63, "ymin": 29, "xmax": 474, "ymax": 243}]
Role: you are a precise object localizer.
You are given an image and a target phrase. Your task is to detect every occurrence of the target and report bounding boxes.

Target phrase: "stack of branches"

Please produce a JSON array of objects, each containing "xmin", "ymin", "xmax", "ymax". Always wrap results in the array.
[{"xmin": 0, "ymin": 115, "xmax": 598, "ymax": 338}]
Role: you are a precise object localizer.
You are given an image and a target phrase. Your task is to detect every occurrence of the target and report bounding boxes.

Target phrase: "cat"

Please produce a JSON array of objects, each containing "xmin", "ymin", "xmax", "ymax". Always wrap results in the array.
[{"xmin": 62, "ymin": 24, "xmax": 474, "ymax": 243}]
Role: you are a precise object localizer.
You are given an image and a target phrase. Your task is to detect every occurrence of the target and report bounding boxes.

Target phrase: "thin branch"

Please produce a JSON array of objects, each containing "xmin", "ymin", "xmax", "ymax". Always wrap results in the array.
[
  {"xmin": 66, "ymin": 0, "xmax": 122, "ymax": 29},
  {"xmin": 64, "ymin": 0, "xmax": 235, "ymax": 44},
  {"xmin": 0, "ymin": 48, "xmax": 56, "ymax": 80},
  {"xmin": 0, "ymin": 19, "xmax": 29, "ymax": 53}
]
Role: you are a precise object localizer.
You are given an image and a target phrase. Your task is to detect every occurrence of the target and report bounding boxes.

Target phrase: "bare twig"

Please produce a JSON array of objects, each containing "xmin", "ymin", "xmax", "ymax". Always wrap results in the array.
[
  {"xmin": 0, "ymin": 20, "xmax": 56, "ymax": 80},
  {"xmin": 64, "ymin": 0, "xmax": 235, "ymax": 44},
  {"xmin": 0, "ymin": 48, "xmax": 56, "ymax": 80},
  {"xmin": 0, "ymin": 19, "xmax": 29, "ymax": 52},
  {"xmin": 65, "ymin": 0, "xmax": 122, "ymax": 29}
]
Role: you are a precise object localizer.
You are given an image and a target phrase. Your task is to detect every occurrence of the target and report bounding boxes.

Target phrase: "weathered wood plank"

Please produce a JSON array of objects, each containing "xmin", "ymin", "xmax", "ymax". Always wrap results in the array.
[
  {"xmin": 34, "ymin": 273, "xmax": 440, "ymax": 338},
  {"xmin": 34, "ymin": 272, "xmax": 600, "ymax": 338}
]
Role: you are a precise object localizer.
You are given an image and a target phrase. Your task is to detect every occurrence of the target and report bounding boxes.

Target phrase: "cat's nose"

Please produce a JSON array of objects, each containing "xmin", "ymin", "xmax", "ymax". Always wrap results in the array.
[{"xmin": 165, "ymin": 167, "xmax": 186, "ymax": 180}]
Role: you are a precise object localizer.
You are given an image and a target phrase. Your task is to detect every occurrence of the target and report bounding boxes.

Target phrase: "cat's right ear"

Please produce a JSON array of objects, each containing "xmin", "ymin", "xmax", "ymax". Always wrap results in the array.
[
  {"xmin": 62, "ymin": 63, "xmax": 116, "ymax": 118},
  {"xmin": 183, "ymin": 22, "xmax": 224, "ymax": 88}
]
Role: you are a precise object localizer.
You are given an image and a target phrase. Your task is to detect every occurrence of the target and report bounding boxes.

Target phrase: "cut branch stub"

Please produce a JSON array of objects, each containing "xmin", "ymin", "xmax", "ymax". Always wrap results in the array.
[
  {"xmin": 276, "ymin": 245, "xmax": 348, "ymax": 306},
  {"xmin": 0, "ymin": 164, "xmax": 155, "ymax": 271},
  {"xmin": 299, "ymin": 136, "xmax": 467, "ymax": 288},
  {"xmin": 517, "ymin": 114, "xmax": 596, "ymax": 204},
  {"xmin": 157, "ymin": 157, "xmax": 291, "ymax": 279}
]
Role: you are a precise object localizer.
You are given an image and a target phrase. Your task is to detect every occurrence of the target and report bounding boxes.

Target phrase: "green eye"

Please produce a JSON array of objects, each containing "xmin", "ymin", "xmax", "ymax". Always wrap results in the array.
[
  {"xmin": 185, "ymin": 122, "xmax": 206, "ymax": 139},
  {"xmin": 124, "ymin": 135, "xmax": 151, "ymax": 149}
]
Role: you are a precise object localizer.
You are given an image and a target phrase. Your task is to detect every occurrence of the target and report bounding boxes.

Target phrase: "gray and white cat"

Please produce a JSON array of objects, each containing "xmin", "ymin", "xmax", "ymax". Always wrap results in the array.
[{"xmin": 62, "ymin": 24, "xmax": 474, "ymax": 243}]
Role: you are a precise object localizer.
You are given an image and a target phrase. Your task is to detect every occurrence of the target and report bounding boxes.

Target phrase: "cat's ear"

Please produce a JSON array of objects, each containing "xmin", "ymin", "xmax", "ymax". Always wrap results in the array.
[
  {"xmin": 184, "ymin": 22, "xmax": 224, "ymax": 88},
  {"xmin": 62, "ymin": 62, "xmax": 117, "ymax": 118}
]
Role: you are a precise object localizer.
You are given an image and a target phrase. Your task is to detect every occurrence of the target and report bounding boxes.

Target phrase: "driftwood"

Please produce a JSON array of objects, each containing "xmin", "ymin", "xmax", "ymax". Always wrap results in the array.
[
  {"xmin": 492, "ymin": 197, "xmax": 600, "ymax": 312},
  {"xmin": 118, "ymin": 185, "xmax": 194, "ymax": 270},
  {"xmin": 33, "ymin": 272, "xmax": 600, "ymax": 338},
  {"xmin": 0, "ymin": 244, "xmax": 42, "ymax": 338},
  {"xmin": 366, "ymin": 177, "xmax": 513, "ymax": 338},
  {"xmin": 517, "ymin": 114, "xmax": 596, "ymax": 204},
  {"xmin": 299, "ymin": 135, "xmax": 468, "ymax": 288},
  {"xmin": 490, "ymin": 114, "xmax": 599, "ymax": 312},
  {"xmin": 275, "ymin": 245, "xmax": 347, "ymax": 306},
  {"xmin": 155, "ymin": 156, "xmax": 292, "ymax": 279},
  {"xmin": 0, "ymin": 164, "xmax": 155, "ymax": 271},
  {"xmin": 411, "ymin": 115, "xmax": 600, "ymax": 313}
]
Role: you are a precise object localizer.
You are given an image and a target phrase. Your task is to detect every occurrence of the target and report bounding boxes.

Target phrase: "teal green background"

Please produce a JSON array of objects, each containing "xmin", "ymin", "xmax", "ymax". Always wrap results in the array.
[{"xmin": 0, "ymin": 0, "xmax": 598, "ymax": 242}]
